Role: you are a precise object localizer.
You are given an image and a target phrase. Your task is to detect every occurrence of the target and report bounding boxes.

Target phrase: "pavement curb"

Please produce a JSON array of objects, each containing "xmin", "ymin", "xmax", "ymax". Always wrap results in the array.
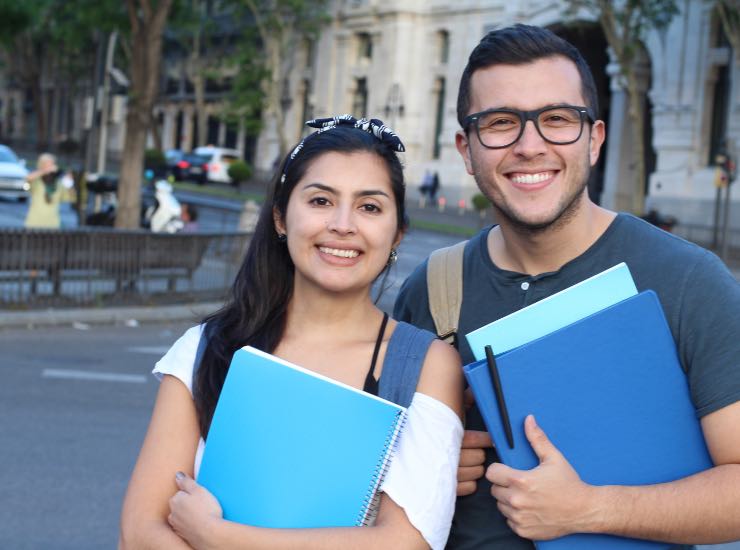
[{"xmin": 0, "ymin": 301, "xmax": 223, "ymax": 329}]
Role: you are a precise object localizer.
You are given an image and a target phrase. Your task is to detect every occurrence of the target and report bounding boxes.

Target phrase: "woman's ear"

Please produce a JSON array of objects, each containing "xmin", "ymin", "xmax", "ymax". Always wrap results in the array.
[
  {"xmin": 392, "ymin": 229, "xmax": 405, "ymax": 251},
  {"xmin": 273, "ymin": 208, "xmax": 286, "ymax": 236}
]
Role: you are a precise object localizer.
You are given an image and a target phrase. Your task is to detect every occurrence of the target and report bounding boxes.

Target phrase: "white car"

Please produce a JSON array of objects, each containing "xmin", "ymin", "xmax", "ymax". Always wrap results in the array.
[
  {"xmin": 192, "ymin": 146, "xmax": 241, "ymax": 184},
  {"xmin": 0, "ymin": 145, "xmax": 30, "ymax": 200}
]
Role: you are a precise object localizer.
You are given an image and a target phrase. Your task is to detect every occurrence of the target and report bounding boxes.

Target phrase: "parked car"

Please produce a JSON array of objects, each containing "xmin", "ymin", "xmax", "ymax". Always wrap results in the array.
[
  {"xmin": 0, "ymin": 144, "xmax": 30, "ymax": 200},
  {"xmin": 192, "ymin": 146, "xmax": 241, "ymax": 184},
  {"xmin": 176, "ymin": 152, "xmax": 211, "ymax": 184},
  {"xmin": 164, "ymin": 149, "xmax": 186, "ymax": 180}
]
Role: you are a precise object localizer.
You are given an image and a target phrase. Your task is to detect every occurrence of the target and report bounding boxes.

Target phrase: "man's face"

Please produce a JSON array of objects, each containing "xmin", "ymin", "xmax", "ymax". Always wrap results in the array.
[{"xmin": 455, "ymin": 56, "xmax": 605, "ymax": 232}]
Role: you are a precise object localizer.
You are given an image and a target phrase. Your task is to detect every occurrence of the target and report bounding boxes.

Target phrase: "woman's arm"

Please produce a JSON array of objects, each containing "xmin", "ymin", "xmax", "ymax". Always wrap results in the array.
[
  {"xmin": 167, "ymin": 339, "xmax": 465, "ymax": 550},
  {"xmin": 414, "ymin": 338, "xmax": 464, "ymax": 420},
  {"xmin": 119, "ymin": 375, "xmax": 202, "ymax": 549},
  {"xmin": 169, "ymin": 477, "xmax": 428, "ymax": 550}
]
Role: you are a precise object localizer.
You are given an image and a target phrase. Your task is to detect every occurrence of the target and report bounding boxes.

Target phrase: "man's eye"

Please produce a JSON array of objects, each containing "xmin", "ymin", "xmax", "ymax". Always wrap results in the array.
[{"xmin": 482, "ymin": 117, "xmax": 517, "ymax": 130}]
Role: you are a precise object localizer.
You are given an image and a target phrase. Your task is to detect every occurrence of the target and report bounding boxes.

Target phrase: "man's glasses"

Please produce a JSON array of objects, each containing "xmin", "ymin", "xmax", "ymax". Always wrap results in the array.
[{"xmin": 463, "ymin": 105, "xmax": 595, "ymax": 149}]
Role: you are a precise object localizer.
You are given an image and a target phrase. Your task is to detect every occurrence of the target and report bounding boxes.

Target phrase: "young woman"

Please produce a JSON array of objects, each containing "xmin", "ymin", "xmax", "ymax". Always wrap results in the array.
[{"xmin": 119, "ymin": 115, "xmax": 464, "ymax": 550}]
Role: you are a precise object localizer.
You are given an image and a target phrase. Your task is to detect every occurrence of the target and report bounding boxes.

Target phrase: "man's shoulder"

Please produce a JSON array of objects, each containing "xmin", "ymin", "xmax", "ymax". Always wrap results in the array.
[{"xmin": 606, "ymin": 213, "xmax": 717, "ymax": 269}]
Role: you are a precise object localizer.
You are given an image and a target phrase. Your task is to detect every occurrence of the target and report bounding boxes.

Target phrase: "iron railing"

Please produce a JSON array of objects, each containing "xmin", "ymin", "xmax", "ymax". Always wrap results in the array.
[{"xmin": 0, "ymin": 228, "xmax": 251, "ymax": 309}]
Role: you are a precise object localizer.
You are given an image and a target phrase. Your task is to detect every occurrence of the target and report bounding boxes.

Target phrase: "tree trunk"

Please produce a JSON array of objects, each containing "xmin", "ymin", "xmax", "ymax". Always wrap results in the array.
[
  {"xmin": 115, "ymin": 0, "xmax": 174, "ymax": 229},
  {"xmin": 625, "ymin": 68, "xmax": 646, "ymax": 216}
]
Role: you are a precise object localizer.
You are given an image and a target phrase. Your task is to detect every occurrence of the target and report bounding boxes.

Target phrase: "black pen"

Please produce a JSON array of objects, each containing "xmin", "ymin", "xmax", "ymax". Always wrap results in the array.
[{"xmin": 485, "ymin": 345, "xmax": 514, "ymax": 449}]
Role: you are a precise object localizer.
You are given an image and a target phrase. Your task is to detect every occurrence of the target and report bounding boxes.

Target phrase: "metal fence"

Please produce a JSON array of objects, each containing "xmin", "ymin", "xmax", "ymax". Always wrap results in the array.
[{"xmin": 0, "ymin": 228, "xmax": 251, "ymax": 309}]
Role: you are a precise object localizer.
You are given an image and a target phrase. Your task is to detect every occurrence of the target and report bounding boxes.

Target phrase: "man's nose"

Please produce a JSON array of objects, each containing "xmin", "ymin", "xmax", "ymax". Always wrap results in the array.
[{"xmin": 511, "ymin": 119, "xmax": 548, "ymax": 157}]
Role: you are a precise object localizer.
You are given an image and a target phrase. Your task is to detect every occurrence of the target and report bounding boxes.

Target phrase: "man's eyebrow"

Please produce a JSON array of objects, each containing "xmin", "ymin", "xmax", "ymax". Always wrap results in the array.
[{"xmin": 301, "ymin": 182, "xmax": 390, "ymax": 198}]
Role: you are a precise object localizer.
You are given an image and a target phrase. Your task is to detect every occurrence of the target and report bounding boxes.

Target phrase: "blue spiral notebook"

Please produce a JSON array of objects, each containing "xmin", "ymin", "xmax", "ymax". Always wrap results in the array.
[
  {"xmin": 197, "ymin": 346, "xmax": 407, "ymax": 528},
  {"xmin": 463, "ymin": 291, "xmax": 713, "ymax": 550}
]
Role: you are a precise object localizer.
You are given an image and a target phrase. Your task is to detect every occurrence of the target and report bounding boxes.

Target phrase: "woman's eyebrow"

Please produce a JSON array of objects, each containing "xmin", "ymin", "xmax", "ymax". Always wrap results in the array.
[{"xmin": 302, "ymin": 182, "xmax": 390, "ymax": 199}]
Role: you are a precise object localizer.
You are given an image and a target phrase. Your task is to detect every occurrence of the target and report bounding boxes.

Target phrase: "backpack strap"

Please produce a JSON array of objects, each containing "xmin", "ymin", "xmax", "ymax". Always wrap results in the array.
[{"xmin": 426, "ymin": 239, "xmax": 467, "ymax": 346}]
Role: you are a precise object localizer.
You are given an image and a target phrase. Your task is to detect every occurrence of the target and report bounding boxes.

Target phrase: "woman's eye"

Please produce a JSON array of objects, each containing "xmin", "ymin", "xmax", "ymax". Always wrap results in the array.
[
  {"xmin": 310, "ymin": 197, "xmax": 330, "ymax": 206},
  {"xmin": 360, "ymin": 203, "xmax": 381, "ymax": 213}
]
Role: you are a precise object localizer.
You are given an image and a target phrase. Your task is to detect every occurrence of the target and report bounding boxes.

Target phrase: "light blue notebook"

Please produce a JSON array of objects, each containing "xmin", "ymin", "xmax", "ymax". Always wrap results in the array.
[
  {"xmin": 197, "ymin": 346, "xmax": 407, "ymax": 528},
  {"xmin": 466, "ymin": 262, "xmax": 637, "ymax": 360}
]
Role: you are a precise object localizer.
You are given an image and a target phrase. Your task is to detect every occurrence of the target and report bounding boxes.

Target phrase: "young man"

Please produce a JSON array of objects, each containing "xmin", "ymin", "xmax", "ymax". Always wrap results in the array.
[{"xmin": 394, "ymin": 24, "xmax": 740, "ymax": 549}]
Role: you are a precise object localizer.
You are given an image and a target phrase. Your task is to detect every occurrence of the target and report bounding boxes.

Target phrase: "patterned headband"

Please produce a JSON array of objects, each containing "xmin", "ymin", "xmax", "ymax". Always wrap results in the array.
[{"xmin": 281, "ymin": 114, "xmax": 405, "ymax": 183}]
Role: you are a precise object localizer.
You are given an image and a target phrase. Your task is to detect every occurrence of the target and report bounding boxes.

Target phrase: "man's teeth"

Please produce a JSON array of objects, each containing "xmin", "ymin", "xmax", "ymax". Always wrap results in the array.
[
  {"xmin": 319, "ymin": 247, "xmax": 359, "ymax": 258},
  {"xmin": 510, "ymin": 172, "xmax": 553, "ymax": 184}
]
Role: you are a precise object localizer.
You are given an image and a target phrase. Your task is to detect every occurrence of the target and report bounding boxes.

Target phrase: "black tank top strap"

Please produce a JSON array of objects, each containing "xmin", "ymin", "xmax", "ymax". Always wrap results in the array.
[{"xmin": 362, "ymin": 312, "xmax": 389, "ymax": 395}]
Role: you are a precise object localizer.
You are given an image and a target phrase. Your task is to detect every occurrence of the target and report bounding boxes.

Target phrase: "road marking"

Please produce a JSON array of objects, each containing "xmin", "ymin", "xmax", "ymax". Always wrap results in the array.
[
  {"xmin": 127, "ymin": 346, "xmax": 170, "ymax": 355},
  {"xmin": 42, "ymin": 368, "xmax": 147, "ymax": 384}
]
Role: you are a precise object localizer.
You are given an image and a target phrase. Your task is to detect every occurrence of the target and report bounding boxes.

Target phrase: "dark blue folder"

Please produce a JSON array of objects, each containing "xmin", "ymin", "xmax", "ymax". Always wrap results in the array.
[{"xmin": 463, "ymin": 291, "xmax": 713, "ymax": 550}]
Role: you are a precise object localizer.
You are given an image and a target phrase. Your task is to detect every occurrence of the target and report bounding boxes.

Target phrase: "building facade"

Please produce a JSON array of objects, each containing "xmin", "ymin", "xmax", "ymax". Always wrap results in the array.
[
  {"xmin": 254, "ymin": 0, "xmax": 738, "ymax": 230},
  {"xmin": 2, "ymin": 0, "xmax": 735, "ymax": 233}
]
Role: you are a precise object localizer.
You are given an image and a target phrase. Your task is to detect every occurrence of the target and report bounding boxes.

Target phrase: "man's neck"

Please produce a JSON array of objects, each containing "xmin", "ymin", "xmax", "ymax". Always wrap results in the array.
[{"xmin": 488, "ymin": 201, "xmax": 616, "ymax": 276}]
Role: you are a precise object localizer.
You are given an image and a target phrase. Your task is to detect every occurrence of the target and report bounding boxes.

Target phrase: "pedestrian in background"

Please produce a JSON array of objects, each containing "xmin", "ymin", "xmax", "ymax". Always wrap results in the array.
[{"xmin": 24, "ymin": 153, "xmax": 62, "ymax": 229}]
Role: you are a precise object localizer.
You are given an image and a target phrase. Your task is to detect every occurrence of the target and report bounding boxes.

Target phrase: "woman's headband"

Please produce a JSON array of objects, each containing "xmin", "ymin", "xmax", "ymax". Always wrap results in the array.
[{"xmin": 281, "ymin": 114, "xmax": 405, "ymax": 183}]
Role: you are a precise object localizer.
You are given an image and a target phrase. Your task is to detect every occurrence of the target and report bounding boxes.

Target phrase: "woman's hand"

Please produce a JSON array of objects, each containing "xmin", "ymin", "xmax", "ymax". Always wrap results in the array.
[{"xmin": 168, "ymin": 472, "xmax": 223, "ymax": 549}]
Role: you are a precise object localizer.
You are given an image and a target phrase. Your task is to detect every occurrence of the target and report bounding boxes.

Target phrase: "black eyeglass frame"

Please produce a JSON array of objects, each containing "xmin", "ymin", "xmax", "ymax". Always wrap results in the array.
[{"xmin": 463, "ymin": 105, "xmax": 595, "ymax": 149}]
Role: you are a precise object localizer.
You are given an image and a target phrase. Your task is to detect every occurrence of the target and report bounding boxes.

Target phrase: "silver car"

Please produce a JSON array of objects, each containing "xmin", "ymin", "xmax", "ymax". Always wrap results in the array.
[{"xmin": 0, "ymin": 145, "xmax": 29, "ymax": 200}]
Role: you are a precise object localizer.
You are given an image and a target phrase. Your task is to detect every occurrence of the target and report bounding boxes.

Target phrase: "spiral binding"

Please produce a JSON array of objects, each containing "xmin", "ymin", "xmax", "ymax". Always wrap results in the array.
[{"xmin": 355, "ymin": 408, "xmax": 409, "ymax": 526}]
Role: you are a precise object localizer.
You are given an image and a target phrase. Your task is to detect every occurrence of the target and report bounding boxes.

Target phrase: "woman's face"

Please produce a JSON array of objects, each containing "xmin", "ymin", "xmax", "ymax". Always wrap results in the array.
[{"xmin": 275, "ymin": 150, "xmax": 401, "ymax": 297}]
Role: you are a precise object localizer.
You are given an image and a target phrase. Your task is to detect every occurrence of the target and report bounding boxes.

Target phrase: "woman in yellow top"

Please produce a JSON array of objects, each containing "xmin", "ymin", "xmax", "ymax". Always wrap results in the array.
[{"xmin": 24, "ymin": 153, "xmax": 62, "ymax": 229}]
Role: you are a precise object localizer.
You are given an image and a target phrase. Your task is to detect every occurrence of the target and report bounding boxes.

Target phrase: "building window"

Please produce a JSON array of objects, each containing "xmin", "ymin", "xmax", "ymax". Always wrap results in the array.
[
  {"xmin": 352, "ymin": 78, "xmax": 368, "ymax": 117},
  {"xmin": 708, "ymin": 14, "xmax": 732, "ymax": 165},
  {"xmin": 438, "ymin": 30, "xmax": 450, "ymax": 64},
  {"xmin": 433, "ymin": 77, "xmax": 446, "ymax": 159},
  {"xmin": 357, "ymin": 32, "xmax": 372, "ymax": 61},
  {"xmin": 304, "ymin": 38, "xmax": 316, "ymax": 69}
]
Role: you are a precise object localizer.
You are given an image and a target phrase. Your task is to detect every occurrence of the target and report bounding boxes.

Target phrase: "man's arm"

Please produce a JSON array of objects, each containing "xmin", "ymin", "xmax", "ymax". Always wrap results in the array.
[{"xmin": 487, "ymin": 402, "xmax": 740, "ymax": 543}]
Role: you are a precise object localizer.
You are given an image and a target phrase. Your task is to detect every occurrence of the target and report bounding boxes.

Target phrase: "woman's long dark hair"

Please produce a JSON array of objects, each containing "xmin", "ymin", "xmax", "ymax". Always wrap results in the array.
[{"xmin": 193, "ymin": 126, "xmax": 408, "ymax": 438}]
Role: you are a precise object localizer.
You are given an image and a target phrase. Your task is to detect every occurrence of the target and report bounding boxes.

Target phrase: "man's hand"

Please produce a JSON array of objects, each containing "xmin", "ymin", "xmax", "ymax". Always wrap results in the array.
[
  {"xmin": 486, "ymin": 415, "xmax": 598, "ymax": 540},
  {"xmin": 457, "ymin": 429, "xmax": 493, "ymax": 496}
]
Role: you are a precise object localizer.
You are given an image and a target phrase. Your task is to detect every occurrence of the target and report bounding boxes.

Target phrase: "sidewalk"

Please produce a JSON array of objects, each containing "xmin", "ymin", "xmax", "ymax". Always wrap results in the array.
[{"xmin": 2, "ymin": 182, "xmax": 737, "ymax": 330}]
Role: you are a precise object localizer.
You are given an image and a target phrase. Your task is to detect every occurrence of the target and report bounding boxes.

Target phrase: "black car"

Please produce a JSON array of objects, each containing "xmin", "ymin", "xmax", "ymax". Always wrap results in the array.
[{"xmin": 177, "ymin": 153, "xmax": 211, "ymax": 184}]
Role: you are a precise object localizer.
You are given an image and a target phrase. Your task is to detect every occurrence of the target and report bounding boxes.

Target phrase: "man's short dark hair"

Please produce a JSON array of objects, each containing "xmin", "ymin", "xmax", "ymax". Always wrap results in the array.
[{"xmin": 456, "ymin": 24, "xmax": 599, "ymax": 127}]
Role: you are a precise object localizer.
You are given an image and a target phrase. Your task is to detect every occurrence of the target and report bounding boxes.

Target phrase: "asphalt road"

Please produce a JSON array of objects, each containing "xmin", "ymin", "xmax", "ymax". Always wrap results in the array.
[
  {"xmin": 1, "ymin": 321, "xmax": 739, "ymax": 549},
  {"xmin": 0, "ymin": 321, "xmax": 189, "ymax": 549}
]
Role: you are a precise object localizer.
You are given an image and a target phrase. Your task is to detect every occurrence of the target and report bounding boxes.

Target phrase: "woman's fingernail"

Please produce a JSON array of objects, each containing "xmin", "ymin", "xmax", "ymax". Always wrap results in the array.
[{"xmin": 175, "ymin": 471, "xmax": 185, "ymax": 481}]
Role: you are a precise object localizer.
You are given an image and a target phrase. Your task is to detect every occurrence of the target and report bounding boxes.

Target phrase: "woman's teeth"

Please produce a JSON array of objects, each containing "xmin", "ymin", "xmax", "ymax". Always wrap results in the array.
[{"xmin": 319, "ymin": 247, "xmax": 359, "ymax": 258}]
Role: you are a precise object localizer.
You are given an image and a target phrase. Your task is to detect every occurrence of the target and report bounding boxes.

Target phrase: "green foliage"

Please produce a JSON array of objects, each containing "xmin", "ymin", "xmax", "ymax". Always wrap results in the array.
[
  {"xmin": 227, "ymin": 160, "xmax": 253, "ymax": 184},
  {"xmin": 144, "ymin": 148, "xmax": 167, "ymax": 168},
  {"xmin": 565, "ymin": 0, "xmax": 679, "ymax": 62},
  {"xmin": 0, "ymin": 1, "xmax": 35, "ymax": 45},
  {"xmin": 471, "ymin": 193, "xmax": 491, "ymax": 212},
  {"xmin": 223, "ymin": 0, "xmax": 331, "ymax": 137}
]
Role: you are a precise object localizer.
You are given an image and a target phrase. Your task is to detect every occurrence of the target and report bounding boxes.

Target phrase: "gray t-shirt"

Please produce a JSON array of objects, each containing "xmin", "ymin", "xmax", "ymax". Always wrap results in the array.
[{"xmin": 394, "ymin": 213, "xmax": 740, "ymax": 550}]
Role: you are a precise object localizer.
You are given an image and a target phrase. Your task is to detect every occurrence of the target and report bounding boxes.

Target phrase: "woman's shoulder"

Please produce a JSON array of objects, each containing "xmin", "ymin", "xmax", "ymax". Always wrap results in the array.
[{"xmin": 152, "ymin": 324, "xmax": 205, "ymax": 394}]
